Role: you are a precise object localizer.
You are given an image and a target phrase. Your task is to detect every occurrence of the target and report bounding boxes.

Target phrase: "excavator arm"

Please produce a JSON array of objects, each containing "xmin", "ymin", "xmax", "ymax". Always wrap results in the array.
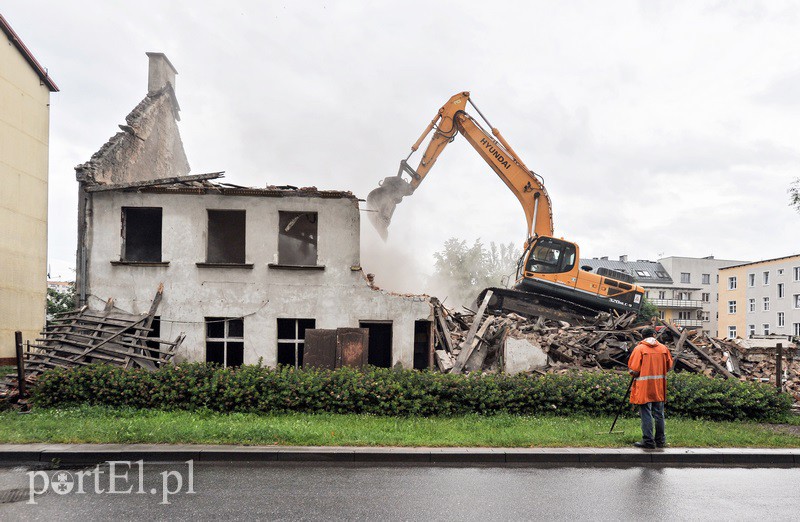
[{"xmin": 367, "ymin": 91, "xmax": 554, "ymax": 240}]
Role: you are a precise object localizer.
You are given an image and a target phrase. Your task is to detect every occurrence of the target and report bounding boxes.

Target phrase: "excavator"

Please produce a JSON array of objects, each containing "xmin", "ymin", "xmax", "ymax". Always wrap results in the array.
[{"xmin": 366, "ymin": 91, "xmax": 645, "ymax": 321}]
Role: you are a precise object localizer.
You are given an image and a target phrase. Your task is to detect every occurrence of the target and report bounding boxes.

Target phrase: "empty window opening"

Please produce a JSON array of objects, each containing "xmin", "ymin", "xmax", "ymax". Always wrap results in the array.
[
  {"xmin": 206, "ymin": 317, "xmax": 244, "ymax": 368},
  {"xmin": 278, "ymin": 211, "xmax": 318, "ymax": 265},
  {"xmin": 207, "ymin": 210, "xmax": 246, "ymax": 263},
  {"xmin": 277, "ymin": 318, "xmax": 315, "ymax": 368},
  {"xmin": 122, "ymin": 207, "xmax": 162, "ymax": 262},
  {"xmin": 360, "ymin": 321, "xmax": 393, "ymax": 368},
  {"xmin": 413, "ymin": 321, "xmax": 432, "ymax": 370}
]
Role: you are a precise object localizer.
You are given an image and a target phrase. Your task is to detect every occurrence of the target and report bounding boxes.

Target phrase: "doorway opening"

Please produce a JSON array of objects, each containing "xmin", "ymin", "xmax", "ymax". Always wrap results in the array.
[{"xmin": 359, "ymin": 321, "xmax": 392, "ymax": 368}]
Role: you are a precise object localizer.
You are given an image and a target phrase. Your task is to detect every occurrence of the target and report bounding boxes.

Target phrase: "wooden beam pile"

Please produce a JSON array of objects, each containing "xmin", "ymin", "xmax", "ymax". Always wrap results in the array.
[{"xmin": 0, "ymin": 286, "xmax": 185, "ymax": 402}]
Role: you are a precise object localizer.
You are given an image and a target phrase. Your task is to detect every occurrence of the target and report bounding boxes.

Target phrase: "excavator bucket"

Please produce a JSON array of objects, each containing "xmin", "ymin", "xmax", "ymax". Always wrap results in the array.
[{"xmin": 366, "ymin": 175, "xmax": 415, "ymax": 240}]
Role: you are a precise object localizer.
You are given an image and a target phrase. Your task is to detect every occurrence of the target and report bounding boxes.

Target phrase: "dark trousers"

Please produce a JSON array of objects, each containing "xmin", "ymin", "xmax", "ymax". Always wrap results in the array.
[{"xmin": 639, "ymin": 401, "xmax": 665, "ymax": 446}]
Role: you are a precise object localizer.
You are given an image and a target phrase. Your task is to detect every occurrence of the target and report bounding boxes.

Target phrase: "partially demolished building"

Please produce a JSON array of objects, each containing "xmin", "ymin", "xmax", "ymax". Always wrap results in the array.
[{"xmin": 75, "ymin": 53, "xmax": 432, "ymax": 369}]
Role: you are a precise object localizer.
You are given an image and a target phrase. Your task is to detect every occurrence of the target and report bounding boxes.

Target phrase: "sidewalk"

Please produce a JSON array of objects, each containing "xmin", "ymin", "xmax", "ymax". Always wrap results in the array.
[{"xmin": 1, "ymin": 444, "xmax": 799, "ymax": 466}]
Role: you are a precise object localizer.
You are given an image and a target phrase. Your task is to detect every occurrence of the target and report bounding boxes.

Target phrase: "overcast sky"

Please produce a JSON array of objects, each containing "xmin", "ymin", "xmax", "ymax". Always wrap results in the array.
[{"xmin": 4, "ymin": 1, "xmax": 799, "ymax": 292}]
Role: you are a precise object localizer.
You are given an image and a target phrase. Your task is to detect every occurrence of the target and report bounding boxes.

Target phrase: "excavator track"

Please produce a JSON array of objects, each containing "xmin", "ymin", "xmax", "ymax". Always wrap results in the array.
[{"xmin": 478, "ymin": 287, "xmax": 609, "ymax": 324}]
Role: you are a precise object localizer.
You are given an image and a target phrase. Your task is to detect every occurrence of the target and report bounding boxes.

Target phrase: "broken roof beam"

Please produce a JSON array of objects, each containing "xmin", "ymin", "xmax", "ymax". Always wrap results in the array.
[{"xmin": 85, "ymin": 172, "xmax": 225, "ymax": 192}]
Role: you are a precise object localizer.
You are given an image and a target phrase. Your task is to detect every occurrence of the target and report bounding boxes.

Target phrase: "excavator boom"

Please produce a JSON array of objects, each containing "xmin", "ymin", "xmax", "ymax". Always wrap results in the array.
[
  {"xmin": 367, "ymin": 92, "xmax": 645, "ymax": 318},
  {"xmin": 367, "ymin": 92, "xmax": 553, "ymax": 241}
]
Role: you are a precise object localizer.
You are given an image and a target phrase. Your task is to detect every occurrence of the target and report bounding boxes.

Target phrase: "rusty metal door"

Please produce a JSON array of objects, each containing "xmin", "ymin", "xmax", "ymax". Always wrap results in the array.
[
  {"xmin": 303, "ymin": 329, "xmax": 337, "ymax": 369},
  {"xmin": 336, "ymin": 328, "xmax": 369, "ymax": 368}
]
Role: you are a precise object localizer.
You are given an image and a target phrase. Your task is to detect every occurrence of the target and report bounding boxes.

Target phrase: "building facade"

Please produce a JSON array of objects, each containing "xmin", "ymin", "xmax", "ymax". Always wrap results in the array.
[
  {"xmin": 0, "ymin": 15, "xmax": 58, "ymax": 362},
  {"xmin": 718, "ymin": 255, "xmax": 800, "ymax": 340},
  {"xmin": 76, "ymin": 53, "xmax": 433, "ymax": 369},
  {"xmin": 583, "ymin": 255, "xmax": 746, "ymax": 335}
]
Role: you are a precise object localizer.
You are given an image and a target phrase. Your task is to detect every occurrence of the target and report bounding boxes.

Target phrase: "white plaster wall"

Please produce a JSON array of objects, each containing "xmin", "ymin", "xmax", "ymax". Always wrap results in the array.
[{"xmin": 85, "ymin": 190, "xmax": 431, "ymax": 367}]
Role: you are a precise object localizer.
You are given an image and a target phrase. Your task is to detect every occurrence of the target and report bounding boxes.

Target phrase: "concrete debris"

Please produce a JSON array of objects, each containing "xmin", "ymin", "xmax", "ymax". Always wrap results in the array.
[{"xmin": 431, "ymin": 300, "xmax": 798, "ymax": 400}]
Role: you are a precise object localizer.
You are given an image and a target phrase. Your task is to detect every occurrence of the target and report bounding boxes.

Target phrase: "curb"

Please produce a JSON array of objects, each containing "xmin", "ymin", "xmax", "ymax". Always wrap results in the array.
[{"xmin": 1, "ymin": 445, "xmax": 799, "ymax": 467}]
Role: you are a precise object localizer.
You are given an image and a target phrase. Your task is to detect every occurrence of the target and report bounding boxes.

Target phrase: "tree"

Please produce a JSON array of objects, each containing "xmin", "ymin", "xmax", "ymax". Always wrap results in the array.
[
  {"xmin": 432, "ymin": 237, "xmax": 519, "ymax": 307},
  {"xmin": 636, "ymin": 297, "xmax": 659, "ymax": 325},
  {"xmin": 46, "ymin": 284, "xmax": 76, "ymax": 322},
  {"xmin": 790, "ymin": 178, "xmax": 800, "ymax": 213}
]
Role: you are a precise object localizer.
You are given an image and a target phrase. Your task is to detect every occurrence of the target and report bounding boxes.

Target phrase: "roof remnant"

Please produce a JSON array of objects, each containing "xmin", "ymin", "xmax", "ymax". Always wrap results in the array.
[{"xmin": 75, "ymin": 82, "xmax": 187, "ymax": 184}]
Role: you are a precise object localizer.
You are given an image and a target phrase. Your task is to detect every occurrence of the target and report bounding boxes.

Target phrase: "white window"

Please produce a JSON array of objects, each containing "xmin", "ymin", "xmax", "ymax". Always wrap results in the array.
[
  {"xmin": 778, "ymin": 269, "xmax": 784, "ymax": 276},
  {"xmin": 702, "ymin": 312, "xmax": 710, "ymax": 322},
  {"xmin": 658, "ymin": 291, "xmax": 666, "ymax": 299},
  {"xmin": 748, "ymin": 273, "xmax": 755, "ymax": 287},
  {"xmin": 677, "ymin": 291, "xmax": 691, "ymax": 300},
  {"xmin": 778, "ymin": 312, "xmax": 785, "ymax": 327},
  {"xmin": 795, "ymin": 294, "xmax": 800, "ymax": 309},
  {"xmin": 778, "ymin": 283, "xmax": 785, "ymax": 299},
  {"xmin": 748, "ymin": 324, "xmax": 756, "ymax": 337},
  {"xmin": 205, "ymin": 317, "xmax": 244, "ymax": 368},
  {"xmin": 763, "ymin": 324, "xmax": 770, "ymax": 335},
  {"xmin": 728, "ymin": 300, "xmax": 737, "ymax": 314},
  {"xmin": 794, "ymin": 267, "xmax": 800, "ymax": 281},
  {"xmin": 794, "ymin": 323, "xmax": 800, "ymax": 336},
  {"xmin": 702, "ymin": 273, "xmax": 710, "ymax": 285},
  {"xmin": 701, "ymin": 293, "xmax": 710, "ymax": 302},
  {"xmin": 763, "ymin": 271, "xmax": 770, "ymax": 285},
  {"xmin": 678, "ymin": 311, "xmax": 691, "ymax": 320},
  {"xmin": 728, "ymin": 276, "xmax": 737, "ymax": 290},
  {"xmin": 763, "ymin": 297, "xmax": 770, "ymax": 311},
  {"xmin": 658, "ymin": 311, "xmax": 665, "ymax": 320},
  {"xmin": 728, "ymin": 326, "xmax": 737, "ymax": 338},
  {"xmin": 277, "ymin": 318, "xmax": 316, "ymax": 368},
  {"xmin": 748, "ymin": 298, "xmax": 756, "ymax": 312},
  {"xmin": 680, "ymin": 272, "xmax": 691, "ymax": 283}
]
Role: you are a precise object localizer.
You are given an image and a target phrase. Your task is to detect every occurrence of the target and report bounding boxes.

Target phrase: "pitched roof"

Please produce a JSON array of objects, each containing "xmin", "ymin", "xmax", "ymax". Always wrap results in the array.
[
  {"xmin": 581, "ymin": 258, "xmax": 674, "ymax": 285},
  {"xmin": 0, "ymin": 14, "xmax": 58, "ymax": 92}
]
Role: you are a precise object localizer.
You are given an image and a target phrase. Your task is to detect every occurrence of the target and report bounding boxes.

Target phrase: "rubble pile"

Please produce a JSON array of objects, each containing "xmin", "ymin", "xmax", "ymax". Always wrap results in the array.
[{"xmin": 431, "ymin": 295, "xmax": 799, "ymax": 400}]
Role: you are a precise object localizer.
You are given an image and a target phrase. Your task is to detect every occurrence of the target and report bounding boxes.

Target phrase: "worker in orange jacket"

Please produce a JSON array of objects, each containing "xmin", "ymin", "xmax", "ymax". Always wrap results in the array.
[{"xmin": 628, "ymin": 327, "xmax": 674, "ymax": 449}]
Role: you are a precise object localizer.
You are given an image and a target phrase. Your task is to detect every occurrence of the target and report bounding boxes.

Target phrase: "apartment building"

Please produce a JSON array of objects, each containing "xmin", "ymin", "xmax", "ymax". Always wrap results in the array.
[
  {"xmin": 718, "ymin": 255, "xmax": 800, "ymax": 339},
  {"xmin": 0, "ymin": 15, "xmax": 58, "ymax": 363},
  {"xmin": 583, "ymin": 255, "xmax": 746, "ymax": 335}
]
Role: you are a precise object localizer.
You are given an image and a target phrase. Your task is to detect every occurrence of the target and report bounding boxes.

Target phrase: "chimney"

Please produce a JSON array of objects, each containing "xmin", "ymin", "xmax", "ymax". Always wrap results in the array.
[
  {"xmin": 619, "ymin": 255, "xmax": 628, "ymax": 262},
  {"xmin": 146, "ymin": 52, "xmax": 178, "ymax": 94},
  {"xmin": 600, "ymin": 256, "xmax": 608, "ymax": 260}
]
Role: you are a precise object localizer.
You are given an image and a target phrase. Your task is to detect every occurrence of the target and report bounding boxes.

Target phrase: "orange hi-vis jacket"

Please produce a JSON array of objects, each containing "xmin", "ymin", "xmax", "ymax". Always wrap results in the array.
[{"xmin": 627, "ymin": 337, "xmax": 674, "ymax": 404}]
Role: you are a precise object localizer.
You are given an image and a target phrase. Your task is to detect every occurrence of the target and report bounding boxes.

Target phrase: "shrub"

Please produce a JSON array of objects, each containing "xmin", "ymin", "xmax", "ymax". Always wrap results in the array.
[{"xmin": 32, "ymin": 364, "xmax": 792, "ymax": 421}]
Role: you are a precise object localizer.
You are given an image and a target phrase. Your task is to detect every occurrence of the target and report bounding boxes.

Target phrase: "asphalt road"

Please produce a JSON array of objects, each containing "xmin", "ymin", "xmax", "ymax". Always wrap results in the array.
[{"xmin": 2, "ymin": 463, "xmax": 799, "ymax": 520}]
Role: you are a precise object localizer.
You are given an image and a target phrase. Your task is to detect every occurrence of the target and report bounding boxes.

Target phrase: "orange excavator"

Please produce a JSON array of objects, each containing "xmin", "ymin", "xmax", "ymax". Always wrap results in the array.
[{"xmin": 366, "ymin": 91, "xmax": 645, "ymax": 320}]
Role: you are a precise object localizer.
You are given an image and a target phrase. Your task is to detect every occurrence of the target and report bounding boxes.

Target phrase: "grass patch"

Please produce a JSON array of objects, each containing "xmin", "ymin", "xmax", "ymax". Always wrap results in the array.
[{"xmin": 0, "ymin": 406, "xmax": 798, "ymax": 448}]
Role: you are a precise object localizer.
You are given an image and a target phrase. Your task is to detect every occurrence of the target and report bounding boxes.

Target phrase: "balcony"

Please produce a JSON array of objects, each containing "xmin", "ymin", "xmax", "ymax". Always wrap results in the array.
[
  {"xmin": 649, "ymin": 299, "xmax": 703, "ymax": 309},
  {"xmin": 672, "ymin": 319, "xmax": 703, "ymax": 328}
]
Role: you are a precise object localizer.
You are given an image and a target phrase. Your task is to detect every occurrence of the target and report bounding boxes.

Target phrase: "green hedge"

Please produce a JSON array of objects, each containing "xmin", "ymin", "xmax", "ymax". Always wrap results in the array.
[{"xmin": 32, "ymin": 364, "xmax": 792, "ymax": 421}]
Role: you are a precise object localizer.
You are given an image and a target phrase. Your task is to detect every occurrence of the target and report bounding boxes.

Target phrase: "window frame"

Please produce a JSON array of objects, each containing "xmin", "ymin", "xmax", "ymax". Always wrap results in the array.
[
  {"xmin": 727, "ymin": 276, "xmax": 737, "ymax": 290},
  {"xmin": 702, "ymin": 273, "xmax": 711, "ymax": 285},
  {"xmin": 728, "ymin": 326, "xmax": 736, "ymax": 338},
  {"xmin": 277, "ymin": 318, "xmax": 316, "ymax": 368},
  {"xmin": 728, "ymin": 300, "xmax": 737, "ymax": 314},
  {"xmin": 680, "ymin": 272, "xmax": 691, "ymax": 284},
  {"xmin": 205, "ymin": 317, "xmax": 244, "ymax": 368},
  {"xmin": 763, "ymin": 297, "xmax": 770, "ymax": 311}
]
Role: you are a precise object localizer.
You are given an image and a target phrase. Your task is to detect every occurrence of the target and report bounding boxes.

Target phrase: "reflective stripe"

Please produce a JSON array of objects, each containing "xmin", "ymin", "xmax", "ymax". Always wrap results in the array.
[{"xmin": 635, "ymin": 375, "xmax": 666, "ymax": 381}]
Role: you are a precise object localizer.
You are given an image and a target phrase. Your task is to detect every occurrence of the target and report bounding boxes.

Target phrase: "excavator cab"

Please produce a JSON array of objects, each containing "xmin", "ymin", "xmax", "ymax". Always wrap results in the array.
[{"xmin": 522, "ymin": 237, "xmax": 576, "ymax": 275}]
